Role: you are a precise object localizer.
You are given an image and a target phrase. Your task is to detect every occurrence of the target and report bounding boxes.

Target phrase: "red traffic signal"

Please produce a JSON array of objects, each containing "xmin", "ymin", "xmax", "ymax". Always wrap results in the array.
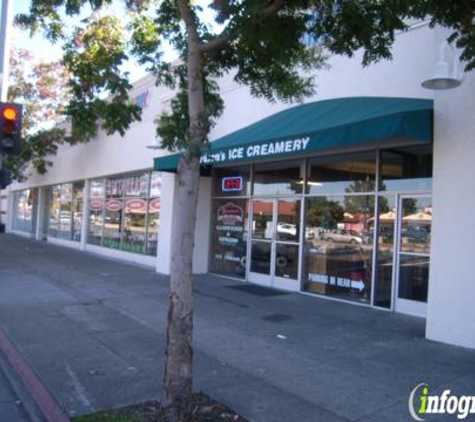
[{"xmin": 0, "ymin": 102, "xmax": 22, "ymax": 155}]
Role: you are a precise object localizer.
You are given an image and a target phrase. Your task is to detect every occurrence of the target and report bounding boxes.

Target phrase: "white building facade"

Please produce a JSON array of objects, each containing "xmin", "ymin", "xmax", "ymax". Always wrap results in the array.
[{"xmin": 5, "ymin": 22, "xmax": 475, "ymax": 350}]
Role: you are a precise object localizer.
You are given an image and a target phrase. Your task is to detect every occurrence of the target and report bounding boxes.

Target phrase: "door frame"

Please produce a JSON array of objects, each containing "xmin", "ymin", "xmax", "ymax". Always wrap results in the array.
[
  {"xmin": 247, "ymin": 197, "xmax": 302, "ymax": 291},
  {"xmin": 393, "ymin": 193, "xmax": 432, "ymax": 317}
]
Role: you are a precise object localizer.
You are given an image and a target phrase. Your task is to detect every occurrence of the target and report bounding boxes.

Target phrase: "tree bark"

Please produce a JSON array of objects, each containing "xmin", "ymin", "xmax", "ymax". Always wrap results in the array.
[{"xmin": 161, "ymin": 2, "xmax": 207, "ymax": 421}]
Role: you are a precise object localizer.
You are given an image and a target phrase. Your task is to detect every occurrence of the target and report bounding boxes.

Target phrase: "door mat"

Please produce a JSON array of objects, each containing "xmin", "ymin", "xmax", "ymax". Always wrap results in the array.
[{"xmin": 226, "ymin": 284, "xmax": 289, "ymax": 297}]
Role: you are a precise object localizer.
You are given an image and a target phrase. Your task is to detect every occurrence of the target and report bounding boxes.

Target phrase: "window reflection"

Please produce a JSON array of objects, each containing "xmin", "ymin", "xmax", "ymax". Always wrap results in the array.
[
  {"xmin": 381, "ymin": 148, "xmax": 432, "ymax": 192},
  {"xmin": 252, "ymin": 200, "xmax": 273, "ymax": 239},
  {"xmin": 375, "ymin": 195, "xmax": 396, "ymax": 308},
  {"xmin": 12, "ymin": 189, "xmax": 37, "ymax": 233},
  {"xmin": 253, "ymin": 161, "xmax": 303, "ymax": 196},
  {"xmin": 303, "ymin": 196, "xmax": 374, "ymax": 303},
  {"xmin": 400, "ymin": 197, "xmax": 432, "ymax": 254},
  {"xmin": 307, "ymin": 152, "xmax": 376, "ymax": 195}
]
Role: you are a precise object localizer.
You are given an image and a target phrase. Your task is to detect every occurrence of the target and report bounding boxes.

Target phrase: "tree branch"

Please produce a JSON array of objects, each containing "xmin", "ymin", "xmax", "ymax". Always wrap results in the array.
[{"xmin": 200, "ymin": 0, "xmax": 287, "ymax": 54}]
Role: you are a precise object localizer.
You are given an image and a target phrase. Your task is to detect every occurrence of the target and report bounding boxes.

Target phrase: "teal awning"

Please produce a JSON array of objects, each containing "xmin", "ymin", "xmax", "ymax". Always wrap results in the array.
[{"xmin": 154, "ymin": 96, "xmax": 433, "ymax": 172}]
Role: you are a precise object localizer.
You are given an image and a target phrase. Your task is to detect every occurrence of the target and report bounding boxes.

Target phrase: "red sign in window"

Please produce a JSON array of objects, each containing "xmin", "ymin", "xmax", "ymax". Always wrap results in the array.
[{"xmin": 221, "ymin": 176, "xmax": 243, "ymax": 192}]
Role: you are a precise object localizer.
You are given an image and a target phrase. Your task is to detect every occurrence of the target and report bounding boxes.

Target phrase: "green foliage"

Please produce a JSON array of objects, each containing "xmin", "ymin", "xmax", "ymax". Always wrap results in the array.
[
  {"xmin": 6, "ymin": 47, "xmax": 70, "ymax": 180},
  {"xmin": 63, "ymin": 15, "xmax": 141, "ymax": 142},
  {"xmin": 5, "ymin": 128, "xmax": 66, "ymax": 181},
  {"xmin": 13, "ymin": 0, "xmax": 475, "ymax": 169}
]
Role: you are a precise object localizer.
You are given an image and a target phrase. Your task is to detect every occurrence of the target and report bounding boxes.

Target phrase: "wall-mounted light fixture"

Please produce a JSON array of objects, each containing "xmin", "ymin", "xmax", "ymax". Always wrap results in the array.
[{"xmin": 421, "ymin": 41, "xmax": 464, "ymax": 90}]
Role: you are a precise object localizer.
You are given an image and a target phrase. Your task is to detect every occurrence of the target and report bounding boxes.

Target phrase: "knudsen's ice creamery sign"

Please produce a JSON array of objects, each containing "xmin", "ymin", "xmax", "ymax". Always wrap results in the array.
[{"xmin": 200, "ymin": 137, "xmax": 310, "ymax": 165}]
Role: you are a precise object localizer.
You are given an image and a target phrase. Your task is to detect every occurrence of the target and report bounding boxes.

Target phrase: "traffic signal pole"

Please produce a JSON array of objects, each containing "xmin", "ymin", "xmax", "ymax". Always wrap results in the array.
[{"xmin": 0, "ymin": 0, "xmax": 12, "ymax": 230}]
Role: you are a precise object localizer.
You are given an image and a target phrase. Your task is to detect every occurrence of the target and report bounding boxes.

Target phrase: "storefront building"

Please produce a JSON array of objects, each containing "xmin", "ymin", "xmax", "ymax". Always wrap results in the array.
[{"xmin": 4, "ymin": 22, "xmax": 475, "ymax": 350}]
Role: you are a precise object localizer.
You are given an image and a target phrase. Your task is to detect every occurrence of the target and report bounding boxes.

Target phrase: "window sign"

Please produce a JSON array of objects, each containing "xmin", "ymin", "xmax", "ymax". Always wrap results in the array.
[
  {"xmin": 211, "ymin": 199, "xmax": 248, "ymax": 279},
  {"xmin": 221, "ymin": 176, "xmax": 243, "ymax": 192}
]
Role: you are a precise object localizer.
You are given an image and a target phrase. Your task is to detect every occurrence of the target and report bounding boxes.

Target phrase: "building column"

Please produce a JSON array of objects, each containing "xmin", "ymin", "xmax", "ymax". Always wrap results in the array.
[
  {"xmin": 156, "ymin": 172, "xmax": 177, "ymax": 275},
  {"xmin": 426, "ymin": 30, "xmax": 475, "ymax": 350},
  {"xmin": 80, "ymin": 179, "xmax": 90, "ymax": 251},
  {"xmin": 193, "ymin": 176, "xmax": 212, "ymax": 274},
  {"xmin": 35, "ymin": 187, "xmax": 45, "ymax": 240}
]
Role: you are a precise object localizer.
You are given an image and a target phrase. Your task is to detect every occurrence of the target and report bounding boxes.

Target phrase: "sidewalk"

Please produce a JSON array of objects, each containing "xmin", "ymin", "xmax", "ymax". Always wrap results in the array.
[
  {"xmin": 0, "ymin": 356, "xmax": 30, "ymax": 421},
  {"xmin": 0, "ymin": 234, "xmax": 474, "ymax": 422}
]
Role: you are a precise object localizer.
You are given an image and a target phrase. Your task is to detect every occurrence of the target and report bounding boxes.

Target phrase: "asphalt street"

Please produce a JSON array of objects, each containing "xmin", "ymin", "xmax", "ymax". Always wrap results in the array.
[{"xmin": 0, "ymin": 234, "xmax": 474, "ymax": 421}]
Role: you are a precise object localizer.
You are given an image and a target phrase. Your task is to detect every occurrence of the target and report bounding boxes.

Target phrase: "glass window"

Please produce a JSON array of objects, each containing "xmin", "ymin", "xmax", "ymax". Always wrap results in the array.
[
  {"xmin": 307, "ymin": 152, "xmax": 376, "ymax": 195},
  {"xmin": 124, "ymin": 173, "xmax": 149, "ymax": 197},
  {"xmin": 398, "ymin": 256, "xmax": 430, "ymax": 302},
  {"xmin": 146, "ymin": 198, "xmax": 160, "ymax": 256},
  {"xmin": 276, "ymin": 199, "xmax": 300, "ymax": 242},
  {"xmin": 90, "ymin": 179, "xmax": 105, "ymax": 198},
  {"xmin": 88, "ymin": 171, "xmax": 161, "ymax": 256},
  {"xmin": 48, "ymin": 186, "xmax": 61, "ymax": 238},
  {"xmin": 253, "ymin": 161, "xmax": 303, "ymax": 196},
  {"xmin": 400, "ymin": 197, "xmax": 432, "ymax": 255},
  {"xmin": 150, "ymin": 172, "xmax": 161, "ymax": 197},
  {"xmin": 303, "ymin": 195, "xmax": 374, "ymax": 304},
  {"xmin": 210, "ymin": 198, "xmax": 249, "ymax": 278},
  {"xmin": 380, "ymin": 147, "xmax": 432, "ymax": 192},
  {"xmin": 252, "ymin": 199, "xmax": 273, "ymax": 240},
  {"xmin": 123, "ymin": 198, "xmax": 147, "ymax": 253},
  {"xmin": 72, "ymin": 182, "xmax": 84, "ymax": 241},
  {"xmin": 374, "ymin": 195, "xmax": 396, "ymax": 308},
  {"xmin": 212, "ymin": 166, "xmax": 251, "ymax": 197},
  {"xmin": 103, "ymin": 199, "xmax": 123, "ymax": 249},
  {"xmin": 58, "ymin": 184, "xmax": 72, "ymax": 239},
  {"xmin": 46, "ymin": 182, "xmax": 83, "ymax": 242},
  {"xmin": 12, "ymin": 189, "xmax": 37, "ymax": 233},
  {"xmin": 106, "ymin": 177, "xmax": 125, "ymax": 198}
]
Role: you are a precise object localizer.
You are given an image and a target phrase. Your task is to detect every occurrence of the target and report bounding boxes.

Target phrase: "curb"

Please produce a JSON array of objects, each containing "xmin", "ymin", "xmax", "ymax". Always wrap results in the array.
[{"xmin": 0, "ymin": 323, "xmax": 69, "ymax": 422}]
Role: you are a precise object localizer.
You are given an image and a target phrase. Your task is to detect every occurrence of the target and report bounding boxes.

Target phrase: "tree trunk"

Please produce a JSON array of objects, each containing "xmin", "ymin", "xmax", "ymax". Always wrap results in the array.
[
  {"xmin": 161, "ymin": 2, "xmax": 206, "ymax": 420},
  {"xmin": 161, "ymin": 154, "xmax": 201, "ymax": 422}
]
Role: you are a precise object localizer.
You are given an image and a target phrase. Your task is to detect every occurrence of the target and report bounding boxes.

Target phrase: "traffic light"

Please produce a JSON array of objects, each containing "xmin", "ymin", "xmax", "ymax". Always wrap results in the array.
[
  {"xmin": 0, "ymin": 169, "xmax": 11, "ymax": 189},
  {"xmin": 0, "ymin": 103, "xmax": 22, "ymax": 155}
]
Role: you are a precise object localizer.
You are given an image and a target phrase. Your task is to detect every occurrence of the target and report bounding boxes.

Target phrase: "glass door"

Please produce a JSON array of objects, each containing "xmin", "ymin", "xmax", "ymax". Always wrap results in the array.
[
  {"xmin": 394, "ymin": 195, "xmax": 432, "ymax": 317},
  {"xmin": 249, "ymin": 198, "xmax": 301, "ymax": 291}
]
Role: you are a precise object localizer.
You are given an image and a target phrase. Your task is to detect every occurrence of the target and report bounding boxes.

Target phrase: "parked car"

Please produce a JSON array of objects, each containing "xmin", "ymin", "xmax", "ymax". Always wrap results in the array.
[{"xmin": 324, "ymin": 229, "xmax": 363, "ymax": 244}]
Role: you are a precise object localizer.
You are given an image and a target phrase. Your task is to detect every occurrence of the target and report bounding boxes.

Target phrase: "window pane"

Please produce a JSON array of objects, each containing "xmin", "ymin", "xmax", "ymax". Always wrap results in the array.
[
  {"xmin": 150, "ymin": 172, "xmax": 161, "ymax": 197},
  {"xmin": 253, "ymin": 161, "xmax": 303, "ymax": 195},
  {"xmin": 123, "ymin": 198, "xmax": 146, "ymax": 254},
  {"xmin": 103, "ymin": 199, "xmax": 123, "ymax": 249},
  {"xmin": 72, "ymin": 182, "xmax": 84, "ymax": 242},
  {"xmin": 276, "ymin": 199, "xmax": 300, "ymax": 242},
  {"xmin": 381, "ymin": 147, "xmax": 432, "ymax": 192},
  {"xmin": 400, "ymin": 197, "xmax": 432, "ymax": 254},
  {"xmin": 275, "ymin": 243, "xmax": 299, "ymax": 279},
  {"xmin": 58, "ymin": 184, "xmax": 72, "ymax": 239},
  {"xmin": 252, "ymin": 200, "xmax": 273, "ymax": 239},
  {"xmin": 307, "ymin": 152, "xmax": 376, "ymax": 195},
  {"xmin": 251, "ymin": 241, "xmax": 271, "ymax": 275},
  {"xmin": 398, "ymin": 255, "xmax": 429, "ymax": 302},
  {"xmin": 212, "ymin": 166, "xmax": 250, "ymax": 197},
  {"xmin": 303, "ymin": 196, "xmax": 374, "ymax": 304},
  {"xmin": 12, "ymin": 190, "xmax": 36, "ymax": 233},
  {"xmin": 49, "ymin": 186, "xmax": 61, "ymax": 237},
  {"xmin": 375, "ymin": 195, "xmax": 396, "ymax": 308},
  {"xmin": 106, "ymin": 177, "xmax": 125, "ymax": 198},
  {"xmin": 124, "ymin": 173, "xmax": 149, "ymax": 197},
  {"xmin": 88, "ymin": 209, "xmax": 103, "ymax": 245},
  {"xmin": 145, "ymin": 198, "xmax": 160, "ymax": 256},
  {"xmin": 210, "ymin": 199, "xmax": 248, "ymax": 278},
  {"xmin": 90, "ymin": 179, "xmax": 105, "ymax": 198}
]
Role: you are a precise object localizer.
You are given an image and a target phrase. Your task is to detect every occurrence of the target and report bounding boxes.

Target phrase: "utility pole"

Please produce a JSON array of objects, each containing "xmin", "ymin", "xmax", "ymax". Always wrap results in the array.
[{"xmin": 0, "ymin": 0, "xmax": 12, "ymax": 230}]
